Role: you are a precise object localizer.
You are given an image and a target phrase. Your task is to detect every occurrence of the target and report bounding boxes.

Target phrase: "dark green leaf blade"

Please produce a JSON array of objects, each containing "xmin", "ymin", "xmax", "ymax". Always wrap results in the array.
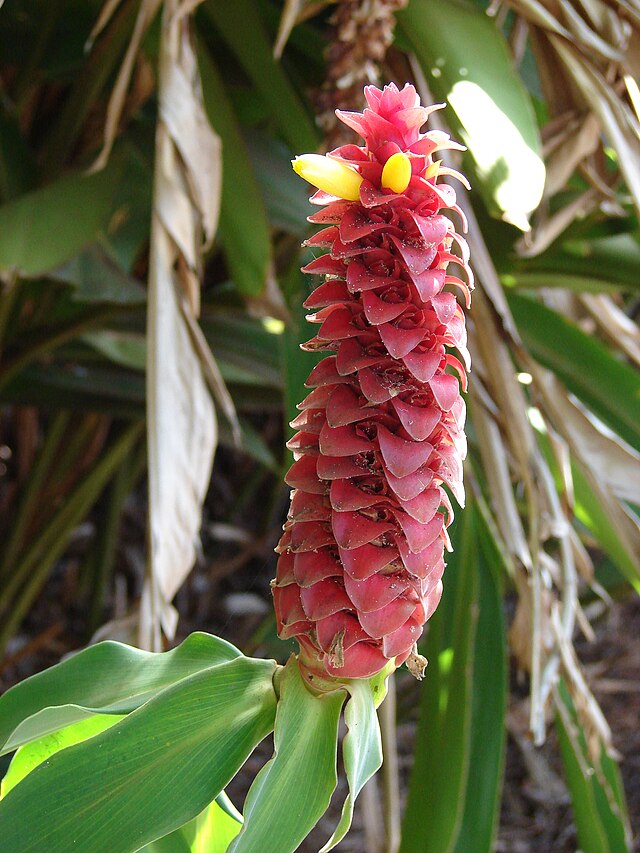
[
  {"xmin": 453, "ymin": 503, "xmax": 508, "ymax": 852},
  {"xmin": 0, "ymin": 163, "xmax": 121, "ymax": 277},
  {"xmin": 203, "ymin": 0, "xmax": 318, "ymax": 152},
  {"xmin": 197, "ymin": 39, "xmax": 273, "ymax": 297},
  {"xmin": 400, "ymin": 506, "xmax": 479, "ymax": 853},
  {"xmin": 0, "ymin": 657, "xmax": 277, "ymax": 853},
  {"xmin": 229, "ymin": 658, "xmax": 345, "ymax": 853},
  {"xmin": 0, "ymin": 632, "xmax": 241, "ymax": 754}
]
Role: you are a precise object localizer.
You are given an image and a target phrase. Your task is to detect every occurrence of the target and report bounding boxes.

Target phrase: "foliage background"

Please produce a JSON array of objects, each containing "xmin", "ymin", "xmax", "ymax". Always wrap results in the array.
[{"xmin": 0, "ymin": 0, "xmax": 639, "ymax": 850}]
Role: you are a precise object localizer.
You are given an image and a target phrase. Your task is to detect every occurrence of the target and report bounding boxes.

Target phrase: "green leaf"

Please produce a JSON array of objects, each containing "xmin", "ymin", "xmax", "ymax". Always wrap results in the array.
[
  {"xmin": 503, "ymin": 272, "xmax": 623, "ymax": 294},
  {"xmin": 280, "ymin": 259, "xmax": 322, "ymax": 441},
  {"xmin": 0, "ymin": 656, "xmax": 277, "ymax": 853},
  {"xmin": 571, "ymin": 461, "xmax": 640, "ymax": 591},
  {"xmin": 52, "ymin": 245, "xmax": 146, "ymax": 305},
  {"xmin": 519, "ymin": 233, "xmax": 640, "ymax": 291},
  {"xmin": 555, "ymin": 680, "xmax": 632, "ymax": 853},
  {"xmin": 0, "ymin": 162, "xmax": 121, "ymax": 277},
  {"xmin": 400, "ymin": 506, "xmax": 478, "ymax": 853},
  {"xmin": 143, "ymin": 794, "xmax": 243, "ymax": 853},
  {"xmin": 399, "ymin": 0, "xmax": 545, "ymax": 231},
  {"xmin": 247, "ymin": 133, "xmax": 311, "ymax": 235},
  {"xmin": 197, "ymin": 40, "xmax": 272, "ymax": 297},
  {"xmin": 228, "ymin": 658, "xmax": 345, "ymax": 853},
  {"xmin": 509, "ymin": 293, "xmax": 640, "ymax": 452},
  {"xmin": 320, "ymin": 679, "xmax": 383, "ymax": 852},
  {"xmin": 203, "ymin": 0, "xmax": 318, "ymax": 153},
  {"xmin": 202, "ymin": 312, "xmax": 282, "ymax": 390},
  {"xmin": 1, "ymin": 715, "xmax": 121, "ymax": 798},
  {"xmin": 0, "ymin": 110, "xmax": 36, "ymax": 202},
  {"xmin": 453, "ymin": 505, "xmax": 508, "ymax": 852},
  {"xmin": 81, "ymin": 330, "xmax": 146, "ymax": 370},
  {"xmin": 0, "ymin": 632, "xmax": 241, "ymax": 754}
]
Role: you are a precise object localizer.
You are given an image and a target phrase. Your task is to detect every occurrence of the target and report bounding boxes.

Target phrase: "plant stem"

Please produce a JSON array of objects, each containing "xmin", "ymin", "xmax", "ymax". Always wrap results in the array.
[{"xmin": 380, "ymin": 673, "xmax": 401, "ymax": 853}]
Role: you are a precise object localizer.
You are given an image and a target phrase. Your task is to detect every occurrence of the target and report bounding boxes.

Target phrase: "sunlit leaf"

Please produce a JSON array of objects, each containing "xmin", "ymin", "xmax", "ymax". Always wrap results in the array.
[
  {"xmin": 399, "ymin": 0, "xmax": 545, "ymax": 230},
  {"xmin": 0, "ymin": 657, "xmax": 277, "ymax": 853},
  {"xmin": 1, "ymin": 715, "xmax": 122, "ymax": 798}
]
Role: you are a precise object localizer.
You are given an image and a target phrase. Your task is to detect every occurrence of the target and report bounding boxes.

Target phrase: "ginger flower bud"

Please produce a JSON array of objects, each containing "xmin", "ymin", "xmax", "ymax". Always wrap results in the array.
[
  {"xmin": 381, "ymin": 151, "xmax": 412, "ymax": 193},
  {"xmin": 292, "ymin": 154, "xmax": 363, "ymax": 201}
]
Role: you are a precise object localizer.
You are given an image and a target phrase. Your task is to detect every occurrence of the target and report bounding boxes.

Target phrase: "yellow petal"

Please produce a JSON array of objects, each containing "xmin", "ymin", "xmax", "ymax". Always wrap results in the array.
[
  {"xmin": 425, "ymin": 160, "xmax": 441, "ymax": 180},
  {"xmin": 381, "ymin": 152, "xmax": 412, "ymax": 193},
  {"xmin": 292, "ymin": 154, "xmax": 362, "ymax": 201}
]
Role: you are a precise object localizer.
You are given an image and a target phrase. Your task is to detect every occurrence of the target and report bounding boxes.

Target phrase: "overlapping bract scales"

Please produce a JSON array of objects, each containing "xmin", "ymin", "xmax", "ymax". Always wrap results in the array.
[{"xmin": 273, "ymin": 83, "xmax": 472, "ymax": 685}]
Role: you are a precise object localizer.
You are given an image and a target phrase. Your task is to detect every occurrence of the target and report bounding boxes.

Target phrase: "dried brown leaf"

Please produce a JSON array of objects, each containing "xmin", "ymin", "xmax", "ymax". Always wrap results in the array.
[{"xmin": 140, "ymin": 0, "xmax": 225, "ymax": 650}]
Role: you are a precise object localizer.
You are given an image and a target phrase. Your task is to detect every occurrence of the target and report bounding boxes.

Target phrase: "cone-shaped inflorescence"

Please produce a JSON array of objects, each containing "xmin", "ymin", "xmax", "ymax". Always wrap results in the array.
[{"xmin": 273, "ymin": 83, "xmax": 472, "ymax": 688}]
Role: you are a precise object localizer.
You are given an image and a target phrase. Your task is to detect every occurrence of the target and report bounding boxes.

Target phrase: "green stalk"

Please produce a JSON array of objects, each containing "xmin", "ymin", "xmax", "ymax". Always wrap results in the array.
[
  {"xmin": 86, "ymin": 438, "xmax": 145, "ymax": 633},
  {"xmin": 0, "ymin": 410, "xmax": 70, "ymax": 581},
  {"xmin": 0, "ymin": 422, "xmax": 143, "ymax": 650}
]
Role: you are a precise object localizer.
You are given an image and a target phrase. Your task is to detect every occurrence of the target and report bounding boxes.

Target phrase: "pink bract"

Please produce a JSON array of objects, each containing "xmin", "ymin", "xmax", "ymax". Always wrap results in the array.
[{"xmin": 273, "ymin": 83, "xmax": 472, "ymax": 687}]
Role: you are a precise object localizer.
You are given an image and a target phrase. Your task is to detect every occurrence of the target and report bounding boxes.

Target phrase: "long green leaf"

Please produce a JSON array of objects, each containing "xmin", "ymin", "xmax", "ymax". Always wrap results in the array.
[
  {"xmin": 0, "ymin": 632, "xmax": 241, "ymax": 754},
  {"xmin": 399, "ymin": 0, "xmax": 545, "ymax": 231},
  {"xmin": 555, "ymin": 680, "xmax": 632, "ymax": 853},
  {"xmin": 0, "ymin": 163, "xmax": 121, "ymax": 277},
  {"xmin": 247, "ymin": 133, "xmax": 311, "ymax": 235},
  {"xmin": 522, "ymin": 234, "xmax": 640, "ymax": 291},
  {"xmin": 229, "ymin": 658, "xmax": 345, "ymax": 853},
  {"xmin": 0, "ymin": 657, "xmax": 277, "ymax": 853},
  {"xmin": 320, "ymin": 679, "xmax": 383, "ymax": 852},
  {"xmin": 203, "ymin": 0, "xmax": 318, "ymax": 152},
  {"xmin": 197, "ymin": 40, "xmax": 272, "ymax": 297},
  {"xmin": 571, "ymin": 462, "xmax": 640, "ymax": 591},
  {"xmin": 0, "ymin": 423, "xmax": 144, "ymax": 649},
  {"xmin": 453, "ymin": 504, "xmax": 508, "ymax": 852},
  {"xmin": 509, "ymin": 293, "xmax": 640, "ymax": 452},
  {"xmin": 400, "ymin": 507, "xmax": 478, "ymax": 853}
]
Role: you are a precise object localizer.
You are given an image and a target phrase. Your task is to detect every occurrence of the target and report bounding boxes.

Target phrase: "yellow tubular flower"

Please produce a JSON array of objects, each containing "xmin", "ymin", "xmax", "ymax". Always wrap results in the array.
[
  {"xmin": 292, "ymin": 154, "xmax": 363, "ymax": 201},
  {"xmin": 381, "ymin": 151, "xmax": 412, "ymax": 193}
]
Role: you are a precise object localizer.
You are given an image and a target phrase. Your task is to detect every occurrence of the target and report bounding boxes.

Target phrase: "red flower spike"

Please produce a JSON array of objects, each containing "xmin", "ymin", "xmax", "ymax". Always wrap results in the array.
[{"xmin": 272, "ymin": 83, "xmax": 472, "ymax": 684}]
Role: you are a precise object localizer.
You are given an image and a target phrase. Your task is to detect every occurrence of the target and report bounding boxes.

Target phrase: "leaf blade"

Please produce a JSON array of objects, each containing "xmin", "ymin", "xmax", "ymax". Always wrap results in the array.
[
  {"xmin": 399, "ymin": 0, "xmax": 545, "ymax": 230},
  {"xmin": 0, "ymin": 657, "xmax": 277, "ymax": 853},
  {"xmin": 229, "ymin": 658, "xmax": 345, "ymax": 853},
  {"xmin": 0, "ymin": 633, "xmax": 241, "ymax": 754}
]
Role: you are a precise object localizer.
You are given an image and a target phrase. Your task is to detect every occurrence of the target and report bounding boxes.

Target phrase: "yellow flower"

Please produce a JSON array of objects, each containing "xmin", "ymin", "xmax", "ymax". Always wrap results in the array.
[
  {"xmin": 292, "ymin": 154, "xmax": 363, "ymax": 201},
  {"xmin": 381, "ymin": 152, "xmax": 412, "ymax": 193}
]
